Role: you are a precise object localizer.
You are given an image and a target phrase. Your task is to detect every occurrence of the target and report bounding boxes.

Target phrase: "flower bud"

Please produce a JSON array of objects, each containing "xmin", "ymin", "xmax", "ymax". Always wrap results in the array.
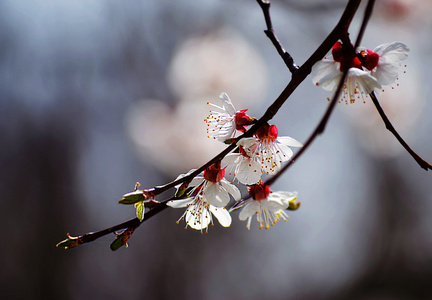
[
  {"xmin": 203, "ymin": 161, "xmax": 225, "ymax": 183},
  {"xmin": 256, "ymin": 124, "xmax": 278, "ymax": 142},
  {"xmin": 248, "ymin": 181, "xmax": 271, "ymax": 202},
  {"xmin": 110, "ymin": 227, "xmax": 135, "ymax": 251},
  {"xmin": 332, "ymin": 41, "xmax": 343, "ymax": 62},
  {"xmin": 56, "ymin": 233, "xmax": 83, "ymax": 249},
  {"xmin": 332, "ymin": 41, "xmax": 362, "ymax": 72},
  {"xmin": 359, "ymin": 49, "xmax": 380, "ymax": 71},
  {"xmin": 234, "ymin": 109, "xmax": 254, "ymax": 132}
]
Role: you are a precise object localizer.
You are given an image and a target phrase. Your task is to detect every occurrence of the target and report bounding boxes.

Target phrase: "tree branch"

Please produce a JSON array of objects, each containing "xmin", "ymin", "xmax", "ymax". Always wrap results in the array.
[
  {"xmin": 369, "ymin": 92, "xmax": 432, "ymax": 170},
  {"xmin": 57, "ymin": 0, "xmax": 363, "ymax": 250},
  {"xmin": 56, "ymin": 201, "xmax": 168, "ymax": 250},
  {"xmin": 256, "ymin": 0, "xmax": 298, "ymax": 73}
]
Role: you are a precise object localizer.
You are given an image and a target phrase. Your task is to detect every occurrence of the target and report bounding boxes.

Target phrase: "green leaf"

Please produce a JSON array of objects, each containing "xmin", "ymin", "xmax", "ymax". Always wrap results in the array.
[
  {"xmin": 136, "ymin": 201, "xmax": 145, "ymax": 221},
  {"xmin": 110, "ymin": 235, "xmax": 127, "ymax": 251},
  {"xmin": 110, "ymin": 228, "xmax": 134, "ymax": 251},
  {"xmin": 287, "ymin": 198, "xmax": 301, "ymax": 211},
  {"xmin": 118, "ymin": 190, "xmax": 145, "ymax": 205},
  {"xmin": 175, "ymin": 182, "xmax": 189, "ymax": 198}
]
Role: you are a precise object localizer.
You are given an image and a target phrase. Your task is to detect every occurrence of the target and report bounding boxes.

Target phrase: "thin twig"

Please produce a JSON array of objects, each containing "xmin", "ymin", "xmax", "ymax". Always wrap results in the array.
[
  {"xmin": 354, "ymin": 0, "xmax": 375, "ymax": 49},
  {"xmin": 256, "ymin": 0, "xmax": 298, "ymax": 73},
  {"xmin": 262, "ymin": 0, "xmax": 361, "ymax": 120},
  {"xmin": 57, "ymin": 201, "xmax": 169, "ymax": 249},
  {"xmin": 369, "ymin": 92, "xmax": 432, "ymax": 171}
]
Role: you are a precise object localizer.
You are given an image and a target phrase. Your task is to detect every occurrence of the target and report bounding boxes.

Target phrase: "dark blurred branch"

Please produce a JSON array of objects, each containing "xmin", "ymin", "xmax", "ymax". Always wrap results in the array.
[
  {"xmin": 280, "ymin": 1, "xmax": 347, "ymax": 12},
  {"xmin": 369, "ymin": 92, "xmax": 432, "ymax": 170}
]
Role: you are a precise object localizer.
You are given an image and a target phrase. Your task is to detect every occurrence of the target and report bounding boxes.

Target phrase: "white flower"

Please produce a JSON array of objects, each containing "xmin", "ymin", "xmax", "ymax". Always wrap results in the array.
[
  {"xmin": 222, "ymin": 138, "xmax": 262, "ymax": 185},
  {"xmin": 205, "ymin": 92, "xmax": 253, "ymax": 142},
  {"xmin": 312, "ymin": 55, "xmax": 381, "ymax": 104},
  {"xmin": 312, "ymin": 41, "xmax": 409, "ymax": 104},
  {"xmin": 239, "ymin": 182, "xmax": 298, "ymax": 230},
  {"xmin": 205, "ymin": 92, "xmax": 238, "ymax": 142},
  {"xmin": 254, "ymin": 124, "xmax": 302, "ymax": 175},
  {"xmin": 167, "ymin": 165, "xmax": 241, "ymax": 232},
  {"xmin": 222, "ymin": 125, "xmax": 301, "ymax": 182},
  {"xmin": 167, "ymin": 196, "xmax": 232, "ymax": 232},
  {"xmin": 369, "ymin": 42, "xmax": 409, "ymax": 86}
]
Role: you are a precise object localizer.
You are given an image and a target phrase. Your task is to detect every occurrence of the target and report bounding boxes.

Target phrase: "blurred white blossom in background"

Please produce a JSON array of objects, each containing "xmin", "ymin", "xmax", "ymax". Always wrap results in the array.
[{"xmin": 126, "ymin": 29, "xmax": 268, "ymax": 175}]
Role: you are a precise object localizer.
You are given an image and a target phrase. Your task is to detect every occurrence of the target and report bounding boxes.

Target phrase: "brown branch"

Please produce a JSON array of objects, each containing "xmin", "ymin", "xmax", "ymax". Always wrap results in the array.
[
  {"xmin": 354, "ymin": 0, "xmax": 375, "ymax": 49},
  {"xmin": 56, "ymin": 201, "xmax": 168, "ymax": 250},
  {"xmin": 256, "ymin": 0, "xmax": 298, "ymax": 73}
]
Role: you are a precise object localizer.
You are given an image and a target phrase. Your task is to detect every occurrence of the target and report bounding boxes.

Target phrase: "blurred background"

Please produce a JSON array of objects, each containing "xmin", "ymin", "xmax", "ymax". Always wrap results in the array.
[{"xmin": 1, "ymin": 0, "xmax": 432, "ymax": 299}]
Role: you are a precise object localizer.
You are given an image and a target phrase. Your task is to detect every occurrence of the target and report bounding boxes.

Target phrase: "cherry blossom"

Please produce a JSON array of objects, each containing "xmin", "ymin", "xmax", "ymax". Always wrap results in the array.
[
  {"xmin": 167, "ymin": 163, "xmax": 240, "ymax": 232},
  {"xmin": 238, "ymin": 182, "xmax": 298, "ymax": 230},
  {"xmin": 223, "ymin": 124, "xmax": 302, "ymax": 180},
  {"xmin": 222, "ymin": 138, "xmax": 263, "ymax": 185},
  {"xmin": 311, "ymin": 41, "xmax": 409, "ymax": 104},
  {"xmin": 254, "ymin": 124, "xmax": 302, "ymax": 175},
  {"xmin": 167, "ymin": 195, "xmax": 232, "ymax": 232},
  {"xmin": 312, "ymin": 41, "xmax": 381, "ymax": 104},
  {"xmin": 205, "ymin": 92, "xmax": 253, "ymax": 142},
  {"xmin": 366, "ymin": 42, "xmax": 409, "ymax": 86}
]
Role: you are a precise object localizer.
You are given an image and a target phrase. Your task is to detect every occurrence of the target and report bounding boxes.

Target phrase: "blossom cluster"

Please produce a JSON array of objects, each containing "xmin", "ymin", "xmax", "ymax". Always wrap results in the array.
[
  {"xmin": 166, "ymin": 92, "xmax": 302, "ymax": 232},
  {"xmin": 311, "ymin": 41, "xmax": 409, "ymax": 104},
  {"xmin": 138, "ymin": 42, "xmax": 409, "ymax": 233}
]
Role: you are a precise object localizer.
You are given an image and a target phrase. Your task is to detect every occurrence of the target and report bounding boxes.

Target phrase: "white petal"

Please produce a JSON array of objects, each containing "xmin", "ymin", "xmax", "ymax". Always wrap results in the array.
[
  {"xmin": 239, "ymin": 201, "xmax": 260, "ymax": 221},
  {"xmin": 204, "ymin": 183, "xmax": 230, "ymax": 207},
  {"xmin": 209, "ymin": 205, "xmax": 232, "ymax": 227},
  {"xmin": 374, "ymin": 42, "xmax": 409, "ymax": 62},
  {"xmin": 261, "ymin": 198, "xmax": 287, "ymax": 212},
  {"xmin": 217, "ymin": 121, "xmax": 236, "ymax": 141},
  {"xmin": 185, "ymin": 206, "xmax": 211, "ymax": 230},
  {"xmin": 274, "ymin": 142, "xmax": 294, "ymax": 162},
  {"xmin": 372, "ymin": 63, "xmax": 399, "ymax": 86},
  {"xmin": 348, "ymin": 68, "xmax": 381, "ymax": 93},
  {"xmin": 277, "ymin": 136, "xmax": 303, "ymax": 148},
  {"xmin": 311, "ymin": 60, "xmax": 342, "ymax": 92},
  {"xmin": 174, "ymin": 169, "xmax": 197, "ymax": 189},
  {"xmin": 238, "ymin": 138, "xmax": 259, "ymax": 157},
  {"xmin": 220, "ymin": 179, "xmax": 241, "ymax": 200},
  {"xmin": 235, "ymin": 159, "xmax": 262, "ymax": 185},
  {"xmin": 189, "ymin": 175, "xmax": 205, "ymax": 188},
  {"xmin": 219, "ymin": 92, "xmax": 236, "ymax": 116},
  {"xmin": 372, "ymin": 42, "xmax": 408, "ymax": 86},
  {"xmin": 167, "ymin": 198, "xmax": 194, "ymax": 208},
  {"xmin": 238, "ymin": 137, "xmax": 258, "ymax": 148},
  {"xmin": 221, "ymin": 153, "xmax": 241, "ymax": 168},
  {"xmin": 269, "ymin": 191, "xmax": 298, "ymax": 204}
]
